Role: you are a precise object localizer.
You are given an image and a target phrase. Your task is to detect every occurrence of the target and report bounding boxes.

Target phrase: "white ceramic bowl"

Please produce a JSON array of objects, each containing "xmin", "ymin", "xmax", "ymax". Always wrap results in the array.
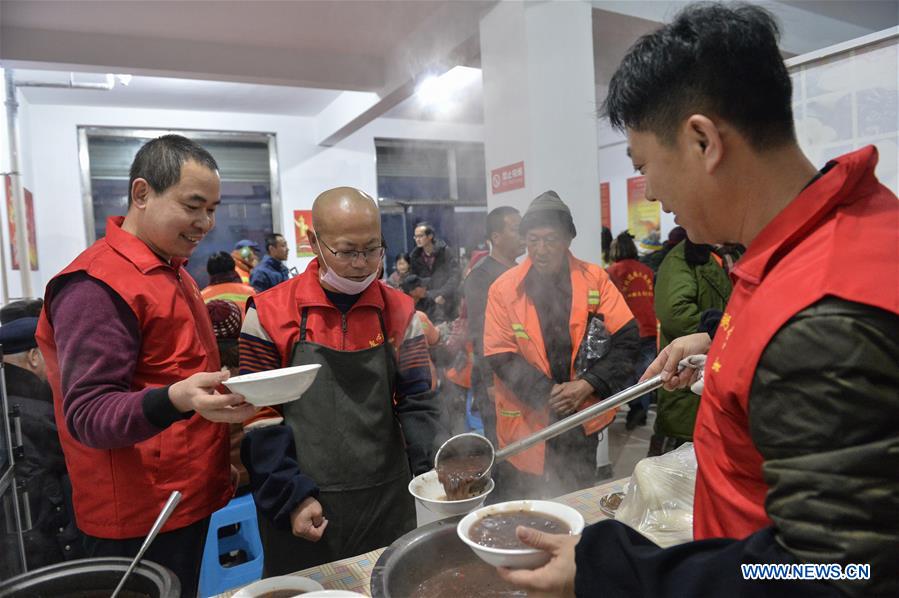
[
  {"xmin": 408, "ymin": 469, "xmax": 495, "ymax": 518},
  {"xmin": 304, "ymin": 592, "xmax": 367, "ymax": 597},
  {"xmin": 457, "ymin": 500, "xmax": 585, "ymax": 569},
  {"xmin": 223, "ymin": 364, "xmax": 322, "ymax": 407},
  {"xmin": 232, "ymin": 575, "xmax": 324, "ymax": 597}
]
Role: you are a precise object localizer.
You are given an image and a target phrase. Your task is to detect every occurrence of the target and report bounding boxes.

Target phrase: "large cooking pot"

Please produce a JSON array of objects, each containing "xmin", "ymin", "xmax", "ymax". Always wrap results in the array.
[
  {"xmin": 0, "ymin": 557, "xmax": 180, "ymax": 597},
  {"xmin": 371, "ymin": 516, "xmax": 465, "ymax": 598},
  {"xmin": 371, "ymin": 515, "xmax": 526, "ymax": 598}
]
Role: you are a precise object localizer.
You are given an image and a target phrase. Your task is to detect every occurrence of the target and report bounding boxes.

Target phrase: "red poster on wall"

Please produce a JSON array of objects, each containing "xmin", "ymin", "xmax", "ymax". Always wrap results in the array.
[
  {"xmin": 490, "ymin": 161, "xmax": 525, "ymax": 194},
  {"xmin": 4, "ymin": 175, "xmax": 39, "ymax": 271},
  {"xmin": 600, "ymin": 182, "xmax": 611, "ymax": 230},
  {"xmin": 294, "ymin": 210, "xmax": 315, "ymax": 257}
]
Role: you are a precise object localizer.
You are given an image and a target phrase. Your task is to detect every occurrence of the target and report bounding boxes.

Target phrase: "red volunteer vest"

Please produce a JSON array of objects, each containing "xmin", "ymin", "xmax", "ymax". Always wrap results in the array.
[
  {"xmin": 693, "ymin": 146, "xmax": 898, "ymax": 540},
  {"xmin": 36, "ymin": 217, "xmax": 231, "ymax": 539},
  {"xmin": 252, "ymin": 258, "xmax": 416, "ymax": 365}
]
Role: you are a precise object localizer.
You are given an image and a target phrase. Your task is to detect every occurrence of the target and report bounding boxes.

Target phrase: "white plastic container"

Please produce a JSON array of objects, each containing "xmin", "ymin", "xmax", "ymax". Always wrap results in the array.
[{"xmin": 408, "ymin": 469, "xmax": 495, "ymax": 525}]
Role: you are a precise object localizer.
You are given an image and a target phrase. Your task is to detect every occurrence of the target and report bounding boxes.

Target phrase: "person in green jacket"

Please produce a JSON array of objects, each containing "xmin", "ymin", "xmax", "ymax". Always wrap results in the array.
[{"xmin": 651, "ymin": 238, "xmax": 731, "ymax": 455}]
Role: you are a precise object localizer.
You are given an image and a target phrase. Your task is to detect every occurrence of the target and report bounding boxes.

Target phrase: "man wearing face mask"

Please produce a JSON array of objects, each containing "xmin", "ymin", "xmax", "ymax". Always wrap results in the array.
[{"xmin": 238, "ymin": 187, "xmax": 442, "ymax": 574}]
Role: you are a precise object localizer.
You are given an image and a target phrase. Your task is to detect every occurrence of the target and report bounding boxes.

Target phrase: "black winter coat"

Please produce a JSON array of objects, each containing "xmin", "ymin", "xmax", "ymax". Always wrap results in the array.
[
  {"xmin": 409, "ymin": 240, "xmax": 461, "ymax": 321},
  {"xmin": 4, "ymin": 364, "xmax": 84, "ymax": 569}
]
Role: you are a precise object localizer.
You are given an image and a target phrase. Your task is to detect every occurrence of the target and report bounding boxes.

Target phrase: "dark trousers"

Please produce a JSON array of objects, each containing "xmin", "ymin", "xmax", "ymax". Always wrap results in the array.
[
  {"xmin": 544, "ymin": 429, "xmax": 599, "ymax": 496},
  {"xmin": 82, "ymin": 517, "xmax": 209, "ymax": 597},
  {"xmin": 648, "ymin": 434, "xmax": 688, "ymax": 457},
  {"xmin": 490, "ymin": 427, "xmax": 601, "ymax": 503},
  {"xmin": 628, "ymin": 337, "xmax": 658, "ymax": 413},
  {"xmin": 471, "ymin": 360, "xmax": 498, "ymax": 448},
  {"xmin": 490, "ymin": 461, "xmax": 545, "ymax": 502}
]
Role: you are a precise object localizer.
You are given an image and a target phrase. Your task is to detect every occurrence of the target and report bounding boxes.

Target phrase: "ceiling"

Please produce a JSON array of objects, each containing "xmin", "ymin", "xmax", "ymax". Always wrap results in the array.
[
  {"xmin": 10, "ymin": 66, "xmax": 487, "ymax": 123},
  {"xmin": 10, "ymin": 70, "xmax": 343, "ymax": 116},
  {"xmin": 778, "ymin": 0, "xmax": 898, "ymax": 31},
  {"xmin": 2, "ymin": 0, "xmax": 895, "ymax": 132},
  {"xmin": 0, "ymin": 0, "xmax": 494, "ymax": 91},
  {"xmin": 1, "ymin": 0, "xmax": 445, "ymax": 56}
]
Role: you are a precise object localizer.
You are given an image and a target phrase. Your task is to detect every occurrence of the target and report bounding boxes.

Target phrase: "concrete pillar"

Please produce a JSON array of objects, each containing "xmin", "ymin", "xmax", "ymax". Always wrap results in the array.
[{"xmin": 480, "ymin": 0, "xmax": 601, "ymax": 261}]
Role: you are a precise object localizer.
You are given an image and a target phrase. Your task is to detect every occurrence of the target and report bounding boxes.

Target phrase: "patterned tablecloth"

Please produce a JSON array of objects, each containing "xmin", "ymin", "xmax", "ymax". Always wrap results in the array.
[{"xmin": 218, "ymin": 476, "xmax": 629, "ymax": 597}]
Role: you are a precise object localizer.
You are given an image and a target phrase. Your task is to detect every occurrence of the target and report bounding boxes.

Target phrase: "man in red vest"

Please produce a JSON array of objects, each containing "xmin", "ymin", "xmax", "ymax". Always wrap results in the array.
[
  {"xmin": 497, "ymin": 4, "xmax": 897, "ymax": 597},
  {"xmin": 238, "ymin": 187, "xmax": 441, "ymax": 575},
  {"xmin": 36, "ymin": 135, "xmax": 256, "ymax": 596}
]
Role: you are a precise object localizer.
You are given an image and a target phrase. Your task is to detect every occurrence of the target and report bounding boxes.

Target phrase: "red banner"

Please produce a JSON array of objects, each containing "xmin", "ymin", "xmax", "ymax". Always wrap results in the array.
[
  {"xmin": 4, "ymin": 175, "xmax": 39, "ymax": 271},
  {"xmin": 490, "ymin": 161, "xmax": 525, "ymax": 194},
  {"xmin": 293, "ymin": 210, "xmax": 315, "ymax": 257},
  {"xmin": 600, "ymin": 182, "xmax": 611, "ymax": 229}
]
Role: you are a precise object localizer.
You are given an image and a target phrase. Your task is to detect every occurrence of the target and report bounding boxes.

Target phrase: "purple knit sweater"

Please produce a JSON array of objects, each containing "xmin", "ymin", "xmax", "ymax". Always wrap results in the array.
[{"xmin": 49, "ymin": 272, "xmax": 189, "ymax": 449}]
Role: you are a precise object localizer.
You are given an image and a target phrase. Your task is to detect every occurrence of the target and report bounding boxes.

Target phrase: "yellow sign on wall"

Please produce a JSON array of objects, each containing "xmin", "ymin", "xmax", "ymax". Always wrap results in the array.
[{"xmin": 626, "ymin": 176, "xmax": 662, "ymax": 251}]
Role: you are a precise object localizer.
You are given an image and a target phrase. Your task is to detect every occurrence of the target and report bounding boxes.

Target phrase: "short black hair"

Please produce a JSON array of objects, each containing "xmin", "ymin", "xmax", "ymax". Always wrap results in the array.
[
  {"xmin": 0, "ymin": 298, "xmax": 43, "ymax": 325},
  {"xmin": 217, "ymin": 339, "xmax": 239, "ymax": 370},
  {"xmin": 486, "ymin": 206, "xmax": 519, "ymax": 240},
  {"xmin": 128, "ymin": 134, "xmax": 219, "ymax": 206},
  {"xmin": 601, "ymin": 226, "xmax": 613, "ymax": 263},
  {"xmin": 610, "ymin": 232, "xmax": 639, "ymax": 262},
  {"xmin": 401, "ymin": 274, "xmax": 426, "ymax": 294},
  {"xmin": 395, "ymin": 252, "xmax": 411, "ymax": 265},
  {"xmin": 206, "ymin": 251, "xmax": 236, "ymax": 276},
  {"xmin": 414, "ymin": 222, "xmax": 435, "ymax": 238},
  {"xmin": 602, "ymin": 2, "xmax": 794, "ymax": 150},
  {"xmin": 265, "ymin": 233, "xmax": 284, "ymax": 251}
]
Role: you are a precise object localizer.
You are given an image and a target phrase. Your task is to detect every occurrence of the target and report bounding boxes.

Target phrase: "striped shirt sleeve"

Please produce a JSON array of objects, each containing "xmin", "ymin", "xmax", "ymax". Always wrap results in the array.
[
  {"xmin": 239, "ymin": 307, "xmax": 281, "ymax": 374},
  {"xmin": 239, "ymin": 306, "xmax": 283, "ymax": 429},
  {"xmin": 396, "ymin": 313, "xmax": 436, "ymax": 398},
  {"xmin": 394, "ymin": 311, "xmax": 441, "ymax": 475}
]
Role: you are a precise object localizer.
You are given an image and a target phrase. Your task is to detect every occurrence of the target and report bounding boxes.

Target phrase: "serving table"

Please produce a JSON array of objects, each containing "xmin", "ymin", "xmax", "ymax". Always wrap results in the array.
[{"xmin": 217, "ymin": 476, "xmax": 628, "ymax": 597}]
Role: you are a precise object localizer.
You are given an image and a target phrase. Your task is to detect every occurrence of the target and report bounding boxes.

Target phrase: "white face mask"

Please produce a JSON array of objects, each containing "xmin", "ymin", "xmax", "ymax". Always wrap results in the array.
[{"xmin": 317, "ymin": 246, "xmax": 378, "ymax": 295}]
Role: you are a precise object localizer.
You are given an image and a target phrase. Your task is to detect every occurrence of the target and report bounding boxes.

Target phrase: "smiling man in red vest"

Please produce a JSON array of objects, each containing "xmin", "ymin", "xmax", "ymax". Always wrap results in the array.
[
  {"xmin": 36, "ymin": 135, "xmax": 257, "ymax": 596},
  {"xmin": 497, "ymin": 4, "xmax": 897, "ymax": 598}
]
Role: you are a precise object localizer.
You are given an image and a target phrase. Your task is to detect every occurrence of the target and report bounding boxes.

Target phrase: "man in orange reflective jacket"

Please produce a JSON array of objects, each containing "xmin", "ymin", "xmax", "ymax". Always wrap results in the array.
[{"xmin": 484, "ymin": 191, "xmax": 639, "ymax": 498}]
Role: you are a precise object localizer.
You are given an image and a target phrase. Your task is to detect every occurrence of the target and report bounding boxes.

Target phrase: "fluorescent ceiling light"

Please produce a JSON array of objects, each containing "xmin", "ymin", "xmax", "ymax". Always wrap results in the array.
[{"xmin": 415, "ymin": 66, "xmax": 481, "ymax": 113}]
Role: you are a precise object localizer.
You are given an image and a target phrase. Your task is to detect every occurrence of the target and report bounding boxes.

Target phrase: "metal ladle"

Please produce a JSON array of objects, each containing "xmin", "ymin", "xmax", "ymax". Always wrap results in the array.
[
  {"xmin": 434, "ymin": 357, "xmax": 704, "ymax": 490},
  {"xmin": 110, "ymin": 490, "xmax": 182, "ymax": 598}
]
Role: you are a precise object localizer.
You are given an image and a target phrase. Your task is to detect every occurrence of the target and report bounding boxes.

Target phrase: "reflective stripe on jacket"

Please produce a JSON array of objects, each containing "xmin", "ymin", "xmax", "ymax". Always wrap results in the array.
[{"xmin": 484, "ymin": 252, "xmax": 635, "ymax": 474}]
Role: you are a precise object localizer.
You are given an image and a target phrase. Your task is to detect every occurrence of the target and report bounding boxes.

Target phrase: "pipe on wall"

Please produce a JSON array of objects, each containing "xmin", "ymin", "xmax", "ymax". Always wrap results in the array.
[{"xmin": 3, "ymin": 69, "xmax": 33, "ymax": 300}]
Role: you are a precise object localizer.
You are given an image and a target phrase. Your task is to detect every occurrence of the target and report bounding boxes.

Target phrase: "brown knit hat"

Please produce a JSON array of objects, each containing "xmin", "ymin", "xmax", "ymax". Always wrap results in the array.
[
  {"xmin": 206, "ymin": 300, "xmax": 242, "ymax": 340},
  {"xmin": 519, "ymin": 190, "xmax": 577, "ymax": 238}
]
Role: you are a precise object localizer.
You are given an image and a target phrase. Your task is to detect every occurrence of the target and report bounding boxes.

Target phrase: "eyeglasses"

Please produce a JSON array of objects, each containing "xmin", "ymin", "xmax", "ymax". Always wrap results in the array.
[{"xmin": 317, "ymin": 237, "xmax": 386, "ymax": 262}]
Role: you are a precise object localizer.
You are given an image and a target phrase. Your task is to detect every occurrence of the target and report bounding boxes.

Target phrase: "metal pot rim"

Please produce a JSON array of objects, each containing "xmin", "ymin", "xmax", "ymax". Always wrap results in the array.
[
  {"xmin": 0, "ymin": 556, "xmax": 180, "ymax": 597},
  {"xmin": 370, "ymin": 515, "xmax": 463, "ymax": 598}
]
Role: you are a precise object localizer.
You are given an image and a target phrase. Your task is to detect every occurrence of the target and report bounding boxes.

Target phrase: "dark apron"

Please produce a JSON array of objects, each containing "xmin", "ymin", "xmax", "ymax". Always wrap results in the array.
[{"xmin": 259, "ymin": 308, "xmax": 415, "ymax": 575}]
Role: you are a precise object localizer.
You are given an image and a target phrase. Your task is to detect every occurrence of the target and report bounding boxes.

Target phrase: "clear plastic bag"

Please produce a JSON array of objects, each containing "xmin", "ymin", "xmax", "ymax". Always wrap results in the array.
[
  {"xmin": 615, "ymin": 442, "xmax": 697, "ymax": 547},
  {"xmin": 574, "ymin": 315, "xmax": 611, "ymax": 377}
]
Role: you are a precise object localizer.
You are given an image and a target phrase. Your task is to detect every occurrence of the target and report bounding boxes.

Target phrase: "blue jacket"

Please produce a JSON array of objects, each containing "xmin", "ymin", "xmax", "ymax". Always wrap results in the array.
[{"xmin": 250, "ymin": 255, "xmax": 290, "ymax": 292}]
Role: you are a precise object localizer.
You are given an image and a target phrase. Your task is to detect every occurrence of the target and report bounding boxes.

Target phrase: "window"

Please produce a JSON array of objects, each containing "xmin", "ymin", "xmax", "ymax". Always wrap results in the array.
[
  {"xmin": 78, "ymin": 128, "xmax": 281, "ymax": 287},
  {"xmin": 375, "ymin": 138, "xmax": 487, "ymax": 269}
]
